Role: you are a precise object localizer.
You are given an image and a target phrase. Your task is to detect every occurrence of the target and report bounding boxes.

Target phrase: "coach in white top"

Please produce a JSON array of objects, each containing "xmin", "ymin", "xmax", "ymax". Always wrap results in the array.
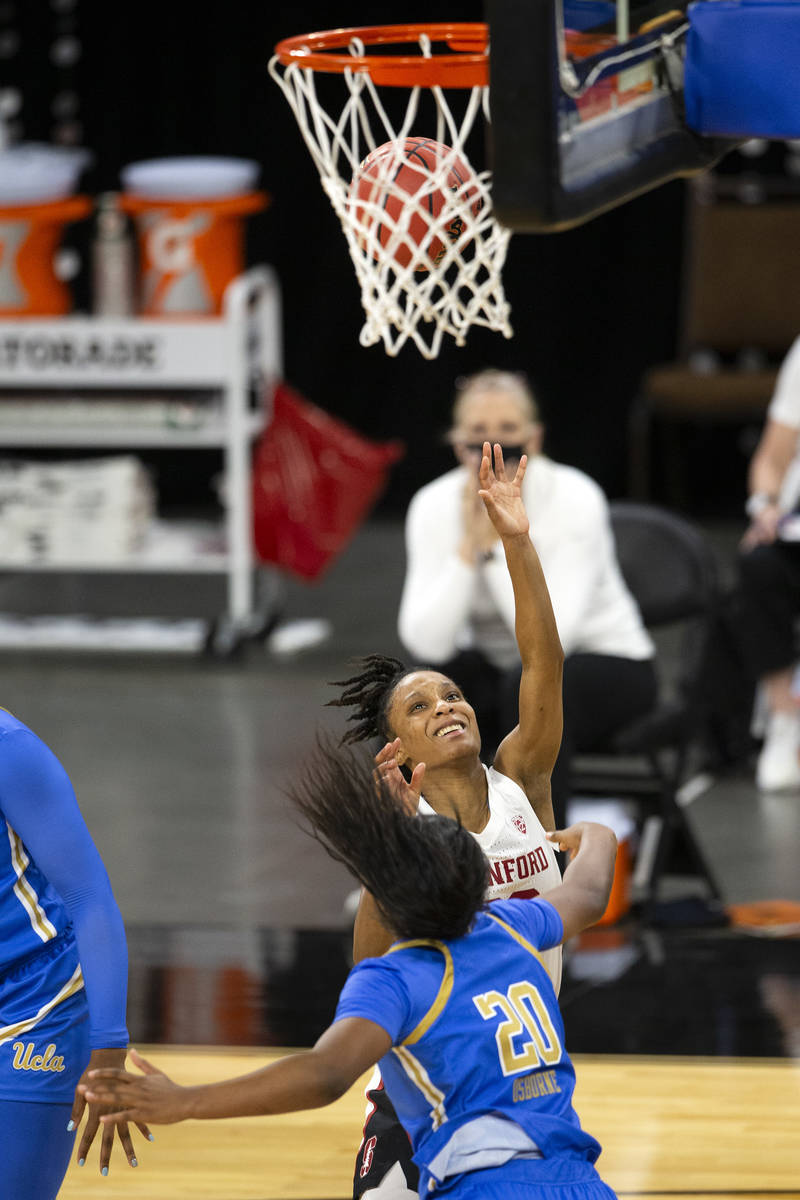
[
  {"xmin": 398, "ymin": 369, "xmax": 657, "ymax": 825},
  {"xmin": 737, "ymin": 334, "xmax": 800, "ymax": 791}
]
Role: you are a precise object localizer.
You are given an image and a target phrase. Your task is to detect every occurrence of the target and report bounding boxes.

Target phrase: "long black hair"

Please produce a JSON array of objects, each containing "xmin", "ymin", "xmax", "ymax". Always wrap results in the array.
[
  {"xmin": 288, "ymin": 733, "xmax": 488, "ymax": 942},
  {"xmin": 327, "ymin": 654, "xmax": 410, "ymax": 745}
]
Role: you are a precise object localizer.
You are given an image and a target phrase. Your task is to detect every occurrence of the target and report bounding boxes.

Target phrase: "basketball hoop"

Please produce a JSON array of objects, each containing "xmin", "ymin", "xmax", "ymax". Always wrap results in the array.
[{"xmin": 269, "ymin": 24, "xmax": 513, "ymax": 359}]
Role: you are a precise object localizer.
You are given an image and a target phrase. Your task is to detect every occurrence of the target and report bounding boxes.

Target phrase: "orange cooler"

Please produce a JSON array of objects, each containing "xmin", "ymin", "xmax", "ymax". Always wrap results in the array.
[
  {"xmin": 0, "ymin": 195, "xmax": 91, "ymax": 315},
  {"xmin": 0, "ymin": 144, "xmax": 91, "ymax": 316},
  {"xmin": 120, "ymin": 158, "xmax": 268, "ymax": 317}
]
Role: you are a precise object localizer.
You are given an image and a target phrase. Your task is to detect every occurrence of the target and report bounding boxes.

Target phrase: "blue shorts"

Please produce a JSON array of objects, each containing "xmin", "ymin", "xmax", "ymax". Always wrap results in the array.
[
  {"xmin": 423, "ymin": 1156, "xmax": 618, "ymax": 1200},
  {"xmin": 0, "ymin": 927, "xmax": 90, "ymax": 1103}
]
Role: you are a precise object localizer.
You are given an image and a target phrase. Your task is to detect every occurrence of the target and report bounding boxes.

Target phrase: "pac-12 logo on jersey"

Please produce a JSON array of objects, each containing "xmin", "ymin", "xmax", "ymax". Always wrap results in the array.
[{"xmin": 512, "ymin": 815, "xmax": 527, "ymax": 835}]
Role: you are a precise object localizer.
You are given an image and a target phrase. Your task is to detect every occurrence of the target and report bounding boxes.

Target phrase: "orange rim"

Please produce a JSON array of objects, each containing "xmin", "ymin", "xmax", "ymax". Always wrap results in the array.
[{"xmin": 273, "ymin": 23, "xmax": 489, "ymax": 88}]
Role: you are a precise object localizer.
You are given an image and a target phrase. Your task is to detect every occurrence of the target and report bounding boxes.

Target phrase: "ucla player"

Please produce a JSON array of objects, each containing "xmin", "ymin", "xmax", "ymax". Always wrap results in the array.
[
  {"xmin": 82, "ymin": 737, "xmax": 619, "ymax": 1200},
  {"xmin": 328, "ymin": 442, "xmax": 564, "ymax": 1197},
  {"xmin": 0, "ymin": 709, "xmax": 144, "ymax": 1198}
]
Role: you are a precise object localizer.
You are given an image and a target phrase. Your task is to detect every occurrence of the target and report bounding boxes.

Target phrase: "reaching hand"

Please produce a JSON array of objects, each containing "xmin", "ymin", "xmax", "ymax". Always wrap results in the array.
[
  {"xmin": 71, "ymin": 1047, "xmax": 152, "ymax": 1173},
  {"xmin": 546, "ymin": 821, "xmax": 617, "ymax": 862},
  {"xmin": 477, "ymin": 442, "xmax": 530, "ymax": 539},
  {"xmin": 82, "ymin": 1048, "xmax": 188, "ymax": 1127},
  {"xmin": 373, "ymin": 739, "xmax": 425, "ymax": 815}
]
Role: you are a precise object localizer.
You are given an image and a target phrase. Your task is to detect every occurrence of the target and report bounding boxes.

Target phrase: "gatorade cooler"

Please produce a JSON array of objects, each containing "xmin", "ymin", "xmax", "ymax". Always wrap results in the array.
[
  {"xmin": 0, "ymin": 144, "xmax": 91, "ymax": 316},
  {"xmin": 119, "ymin": 157, "xmax": 268, "ymax": 316},
  {"xmin": 567, "ymin": 798, "xmax": 637, "ymax": 926}
]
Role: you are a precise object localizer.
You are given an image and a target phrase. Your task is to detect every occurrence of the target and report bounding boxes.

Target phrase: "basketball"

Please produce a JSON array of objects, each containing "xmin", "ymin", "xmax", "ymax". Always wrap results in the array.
[{"xmin": 348, "ymin": 137, "xmax": 483, "ymax": 272}]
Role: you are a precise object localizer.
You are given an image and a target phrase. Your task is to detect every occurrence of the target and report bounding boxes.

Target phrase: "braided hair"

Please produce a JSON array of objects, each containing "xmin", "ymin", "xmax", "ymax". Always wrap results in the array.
[
  {"xmin": 327, "ymin": 654, "xmax": 411, "ymax": 745},
  {"xmin": 288, "ymin": 733, "xmax": 488, "ymax": 941}
]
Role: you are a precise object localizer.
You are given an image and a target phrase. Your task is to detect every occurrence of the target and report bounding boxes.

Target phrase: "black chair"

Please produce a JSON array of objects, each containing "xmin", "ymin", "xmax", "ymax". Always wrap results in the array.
[{"xmin": 568, "ymin": 501, "xmax": 724, "ymax": 916}]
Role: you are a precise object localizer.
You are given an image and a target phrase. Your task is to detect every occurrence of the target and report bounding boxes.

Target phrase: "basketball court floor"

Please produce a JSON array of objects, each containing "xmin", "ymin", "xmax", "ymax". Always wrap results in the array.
[{"xmin": 2, "ymin": 516, "xmax": 799, "ymax": 1199}]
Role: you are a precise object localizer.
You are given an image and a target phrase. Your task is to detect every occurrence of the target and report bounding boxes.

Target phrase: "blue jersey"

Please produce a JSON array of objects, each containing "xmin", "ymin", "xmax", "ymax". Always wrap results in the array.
[
  {"xmin": 335, "ymin": 898, "xmax": 600, "ymax": 1188},
  {"xmin": 0, "ymin": 708, "xmax": 128, "ymax": 1049}
]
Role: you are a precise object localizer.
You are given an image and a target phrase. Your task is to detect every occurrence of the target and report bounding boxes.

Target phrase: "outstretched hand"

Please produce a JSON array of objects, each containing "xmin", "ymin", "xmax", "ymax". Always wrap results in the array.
[
  {"xmin": 373, "ymin": 738, "xmax": 425, "ymax": 815},
  {"xmin": 547, "ymin": 821, "xmax": 617, "ymax": 862},
  {"xmin": 82, "ymin": 1048, "xmax": 188, "ymax": 1127},
  {"xmin": 478, "ymin": 442, "xmax": 530, "ymax": 539}
]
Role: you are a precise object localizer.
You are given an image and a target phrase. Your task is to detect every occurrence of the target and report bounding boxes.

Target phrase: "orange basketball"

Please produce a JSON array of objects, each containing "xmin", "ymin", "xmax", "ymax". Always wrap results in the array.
[{"xmin": 348, "ymin": 137, "xmax": 482, "ymax": 272}]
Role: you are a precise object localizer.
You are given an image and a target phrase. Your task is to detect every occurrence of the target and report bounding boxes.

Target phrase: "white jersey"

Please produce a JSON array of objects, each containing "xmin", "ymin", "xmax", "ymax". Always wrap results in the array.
[{"xmin": 419, "ymin": 764, "xmax": 563, "ymax": 993}]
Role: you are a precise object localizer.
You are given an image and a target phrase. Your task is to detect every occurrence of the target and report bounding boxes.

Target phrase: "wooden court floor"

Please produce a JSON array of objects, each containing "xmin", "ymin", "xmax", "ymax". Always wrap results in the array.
[{"xmin": 59, "ymin": 1047, "xmax": 800, "ymax": 1200}]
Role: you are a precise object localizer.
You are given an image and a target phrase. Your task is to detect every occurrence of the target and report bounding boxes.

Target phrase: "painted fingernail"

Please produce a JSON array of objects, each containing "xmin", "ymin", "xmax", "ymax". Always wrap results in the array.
[
  {"xmin": 101, "ymin": 1166, "xmax": 109, "ymax": 1176},
  {"xmin": 148, "ymin": 1133, "xmax": 155, "ymax": 1142},
  {"xmin": 66, "ymin": 1119, "xmax": 75, "ymax": 1131},
  {"xmin": 131, "ymin": 1158, "xmax": 138, "ymax": 1168},
  {"xmin": 78, "ymin": 1159, "xmax": 85, "ymax": 1167}
]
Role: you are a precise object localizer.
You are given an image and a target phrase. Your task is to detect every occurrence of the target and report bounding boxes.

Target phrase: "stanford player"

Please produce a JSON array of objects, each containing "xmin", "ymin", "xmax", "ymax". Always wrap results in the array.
[{"xmin": 328, "ymin": 443, "xmax": 564, "ymax": 1199}]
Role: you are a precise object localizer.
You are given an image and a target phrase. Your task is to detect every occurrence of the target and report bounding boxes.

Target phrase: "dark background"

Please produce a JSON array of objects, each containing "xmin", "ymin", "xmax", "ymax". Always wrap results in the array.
[{"xmin": 5, "ymin": 0, "xmax": 775, "ymax": 516}]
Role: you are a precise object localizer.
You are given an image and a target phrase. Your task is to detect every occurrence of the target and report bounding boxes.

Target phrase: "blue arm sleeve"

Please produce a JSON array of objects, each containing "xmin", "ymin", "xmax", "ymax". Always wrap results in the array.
[{"xmin": 0, "ymin": 729, "xmax": 129, "ymax": 1049}]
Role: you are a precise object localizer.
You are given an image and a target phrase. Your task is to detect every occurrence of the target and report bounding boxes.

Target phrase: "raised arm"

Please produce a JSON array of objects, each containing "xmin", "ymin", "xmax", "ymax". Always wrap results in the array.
[{"xmin": 481, "ymin": 445, "xmax": 563, "ymax": 806}]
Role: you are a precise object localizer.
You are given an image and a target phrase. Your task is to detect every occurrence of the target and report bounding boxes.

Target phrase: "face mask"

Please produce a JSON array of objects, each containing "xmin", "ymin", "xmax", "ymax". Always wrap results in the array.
[{"xmin": 462, "ymin": 442, "xmax": 526, "ymax": 461}]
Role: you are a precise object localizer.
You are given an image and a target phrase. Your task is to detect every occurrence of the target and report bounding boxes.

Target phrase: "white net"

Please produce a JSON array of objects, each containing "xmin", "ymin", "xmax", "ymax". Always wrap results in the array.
[{"xmin": 269, "ymin": 34, "xmax": 513, "ymax": 359}]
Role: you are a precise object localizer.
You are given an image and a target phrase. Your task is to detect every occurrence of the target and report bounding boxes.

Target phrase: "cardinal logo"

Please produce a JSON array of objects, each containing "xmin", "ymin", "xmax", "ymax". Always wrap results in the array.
[
  {"xmin": 512, "ymin": 815, "xmax": 527, "ymax": 835},
  {"xmin": 360, "ymin": 1136, "xmax": 378, "ymax": 1178}
]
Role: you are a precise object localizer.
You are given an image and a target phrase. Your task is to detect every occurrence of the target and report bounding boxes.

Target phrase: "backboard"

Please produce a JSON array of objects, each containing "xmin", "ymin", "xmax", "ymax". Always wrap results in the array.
[{"xmin": 486, "ymin": 0, "xmax": 738, "ymax": 232}]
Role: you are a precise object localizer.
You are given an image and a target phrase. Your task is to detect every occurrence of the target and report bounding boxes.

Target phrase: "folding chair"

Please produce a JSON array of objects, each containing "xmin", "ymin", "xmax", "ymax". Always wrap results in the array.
[{"xmin": 569, "ymin": 501, "xmax": 724, "ymax": 915}]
